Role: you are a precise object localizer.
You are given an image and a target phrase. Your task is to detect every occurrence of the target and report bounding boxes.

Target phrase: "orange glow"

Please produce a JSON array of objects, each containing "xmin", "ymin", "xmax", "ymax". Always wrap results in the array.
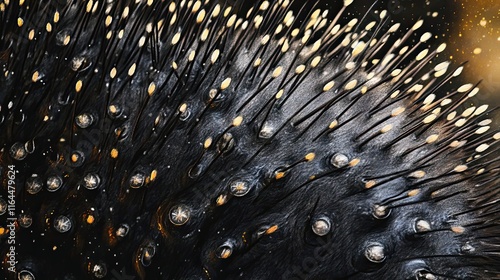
[{"xmin": 451, "ymin": 0, "xmax": 500, "ymax": 104}]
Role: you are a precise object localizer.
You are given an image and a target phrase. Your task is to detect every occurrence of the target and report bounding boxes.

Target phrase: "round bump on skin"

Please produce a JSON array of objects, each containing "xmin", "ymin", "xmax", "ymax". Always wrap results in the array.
[
  {"xmin": 10, "ymin": 142, "xmax": 28, "ymax": 160},
  {"xmin": 330, "ymin": 153, "xmax": 349, "ymax": 168},
  {"xmin": 402, "ymin": 260, "xmax": 434, "ymax": 280},
  {"xmin": 372, "ymin": 204, "xmax": 391, "ymax": 219},
  {"xmin": 18, "ymin": 213, "xmax": 33, "ymax": 228},
  {"xmin": 70, "ymin": 150, "xmax": 85, "ymax": 166},
  {"xmin": 70, "ymin": 56, "xmax": 91, "ymax": 72},
  {"xmin": 0, "ymin": 198, "xmax": 6, "ymax": 215},
  {"xmin": 53, "ymin": 215, "xmax": 72, "ymax": 233},
  {"xmin": 414, "ymin": 219, "xmax": 431, "ymax": 233},
  {"xmin": 70, "ymin": 56, "xmax": 85, "ymax": 71},
  {"xmin": 108, "ymin": 104, "xmax": 122, "ymax": 118},
  {"xmin": 311, "ymin": 216, "xmax": 332, "ymax": 236},
  {"xmin": 18, "ymin": 270, "xmax": 35, "ymax": 280},
  {"xmin": 139, "ymin": 241, "xmax": 156, "ymax": 267},
  {"xmin": 216, "ymin": 240, "xmax": 235, "ymax": 259},
  {"xmin": 208, "ymin": 89, "xmax": 218, "ymax": 100},
  {"xmin": 169, "ymin": 204, "xmax": 191, "ymax": 226},
  {"xmin": 75, "ymin": 113, "xmax": 94, "ymax": 128},
  {"xmin": 83, "ymin": 173, "xmax": 101, "ymax": 190},
  {"xmin": 364, "ymin": 242, "xmax": 386, "ymax": 263},
  {"xmin": 92, "ymin": 262, "xmax": 107, "ymax": 278},
  {"xmin": 25, "ymin": 174, "xmax": 43, "ymax": 194},
  {"xmin": 46, "ymin": 176, "xmax": 63, "ymax": 192},
  {"xmin": 258, "ymin": 124, "xmax": 273, "ymax": 139},
  {"xmin": 179, "ymin": 105, "xmax": 190, "ymax": 121},
  {"xmin": 130, "ymin": 172, "xmax": 146, "ymax": 189},
  {"xmin": 188, "ymin": 164, "xmax": 204, "ymax": 179},
  {"xmin": 229, "ymin": 181, "xmax": 252, "ymax": 197},
  {"xmin": 415, "ymin": 270, "xmax": 437, "ymax": 280},
  {"xmin": 216, "ymin": 194, "xmax": 229, "ymax": 206},
  {"xmin": 116, "ymin": 224, "xmax": 130, "ymax": 238},
  {"xmin": 114, "ymin": 126, "xmax": 130, "ymax": 141},
  {"xmin": 461, "ymin": 242, "xmax": 475, "ymax": 254},
  {"xmin": 217, "ymin": 133, "xmax": 235, "ymax": 154}
]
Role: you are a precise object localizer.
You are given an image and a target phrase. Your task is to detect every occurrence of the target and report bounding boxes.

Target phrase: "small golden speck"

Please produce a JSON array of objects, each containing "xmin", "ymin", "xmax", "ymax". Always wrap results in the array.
[
  {"xmin": 150, "ymin": 169, "xmax": 157, "ymax": 181},
  {"xmin": 71, "ymin": 153, "xmax": 79, "ymax": 163},
  {"xmin": 232, "ymin": 116, "xmax": 243, "ymax": 127},
  {"xmin": 265, "ymin": 225, "xmax": 278, "ymax": 235},
  {"xmin": 275, "ymin": 172, "xmax": 285, "ymax": 180},
  {"xmin": 451, "ymin": 226, "xmax": 465, "ymax": 234},
  {"xmin": 32, "ymin": 71, "xmax": 39, "ymax": 82},
  {"xmin": 28, "ymin": 29, "xmax": 35, "ymax": 40},
  {"xmin": 365, "ymin": 180, "xmax": 376, "ymax": 189},
  {"xmin": 86, "ymin": 215, "xmax": 95, "ymax": 224},
  {"xmin": 63, "ymin": 35, "xmax": 71, "ymax": 45},
  {"xmin": 349, "ymin": 158, "xmax": 360, "ymax": 167},
  {"xmin": 408, "ymin": 189, "xmax": 420, "ymax": 197},
  {"xmin": 110, "ymin": 148, "xmax": 119, "ymax": 158},
  {"xmin": 148, "ymin": 82, "xmax": 156, "ymax": 96},
  {"xmin": 204, "ymin": 137, "xmax": 212, "ymax": 149},
  {"xmin": 220, "ymin": 78, "xmax": 231, "ymax": 90},
  {"xmin": 54, "ymin": 11, "xmax": 60, "ymax": 23},
  {"xmin": 109, "ymin": 105, "xmax": 118, "ymax": 114},
  {"xmin": 75, "ymin": 80, "xmax": 83, "ymax": 92},
  {"xmin": 110, "ymin": 67, "xmax": 117, "ymax": 78},
  {"xmin": 305, "ymin": 153, "xmax": 315, "ymax": 161}
]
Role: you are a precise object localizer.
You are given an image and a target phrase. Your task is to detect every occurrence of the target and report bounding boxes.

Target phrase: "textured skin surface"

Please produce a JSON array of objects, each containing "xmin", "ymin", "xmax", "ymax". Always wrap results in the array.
[{"xmin": 0, "ymin": 0, "xmax": 499, "ymax": 279}]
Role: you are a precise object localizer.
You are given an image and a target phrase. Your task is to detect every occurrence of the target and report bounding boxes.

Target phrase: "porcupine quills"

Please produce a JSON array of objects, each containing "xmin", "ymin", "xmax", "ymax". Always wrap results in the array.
[{"xmin": 0, "ymin": 0, "xmax": 499, "ymax": 279}]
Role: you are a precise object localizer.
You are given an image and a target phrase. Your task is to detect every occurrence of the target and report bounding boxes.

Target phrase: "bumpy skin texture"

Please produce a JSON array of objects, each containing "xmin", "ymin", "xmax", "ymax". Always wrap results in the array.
[{"xmin": 1, "ymin": 0, "xmax": 499, "ymax": 279}]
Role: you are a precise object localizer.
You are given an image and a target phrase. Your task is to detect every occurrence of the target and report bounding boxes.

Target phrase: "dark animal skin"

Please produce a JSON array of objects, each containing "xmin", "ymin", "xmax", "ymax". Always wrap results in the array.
[{"xmin": 0, "ymin": 0, "xmax": 499, "ymax": 279}]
